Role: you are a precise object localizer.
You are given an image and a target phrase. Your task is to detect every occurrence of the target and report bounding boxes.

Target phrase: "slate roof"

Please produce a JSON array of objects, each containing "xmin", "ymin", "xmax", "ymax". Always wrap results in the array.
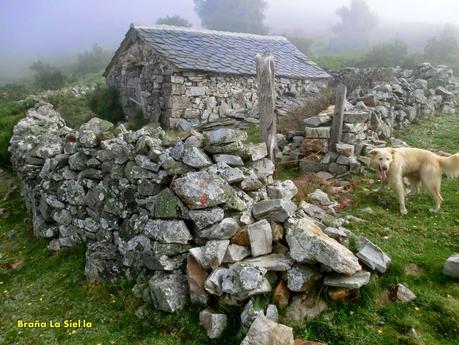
[{"xmin": 113, "ymin": 24, "xmax": 330, "ymax": 79}]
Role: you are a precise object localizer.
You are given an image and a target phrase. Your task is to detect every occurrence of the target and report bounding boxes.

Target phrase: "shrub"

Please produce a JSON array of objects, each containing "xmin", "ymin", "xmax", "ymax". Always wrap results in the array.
[
  {"xmin": 74, "ymin": 44, "xmax": 112, "ymax": 75},
  {"xmin": 30, "ymin": 61, "xmax": 65, "ymax": 90},
  {"xmin": 279, "ymin": 88, "xmax": 335, "ymax": 134},
  {"xmin": 362, "ymin": 39, "xmax": 408, "ymax": 67},
  {"xmin": 0, "ymin": 99, "xmax": 35, "ymax": 169},
  {"xmin": 333, "ymin": 67, "xmax": 394, "ymax": 93},
  {"xmin": 127, "ymin": 109, "xmax": 149, "ymax": 130},
  {"xmin": 46, "ymin": 94, "xmax": 96, "ymax": 128},
  {"xmin": 88, "ymin": 85, "xmax": 125, "ymax": 124},
  {"xmin": 312, "ymin": 51, "xmax": 366, "ymax": 70}
]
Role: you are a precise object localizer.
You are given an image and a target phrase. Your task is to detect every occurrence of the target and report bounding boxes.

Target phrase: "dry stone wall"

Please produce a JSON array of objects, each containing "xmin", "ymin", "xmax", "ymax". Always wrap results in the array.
[
  {"xmin": 10, "ymin": 101, "xmax": 393, "ymax": 342},
  {"xmin": 106, "ymin": 40, "xmax": 329, "ymax": 131},
  {"xmin": 279, "ymin": 63, "xmax": 459, "ymax": 175}
]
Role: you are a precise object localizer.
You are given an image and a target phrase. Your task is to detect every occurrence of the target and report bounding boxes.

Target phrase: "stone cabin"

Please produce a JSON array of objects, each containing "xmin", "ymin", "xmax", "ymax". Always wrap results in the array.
[{"xmin": 104, "ymin": 24, "xmax": 331, "ymax": 129}]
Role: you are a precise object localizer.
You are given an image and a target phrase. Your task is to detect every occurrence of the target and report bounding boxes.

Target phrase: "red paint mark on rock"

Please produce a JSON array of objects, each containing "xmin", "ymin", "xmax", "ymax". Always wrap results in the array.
[{"xmin": 200, "ymin": 192, "xmax": 207, "ymax": 208}]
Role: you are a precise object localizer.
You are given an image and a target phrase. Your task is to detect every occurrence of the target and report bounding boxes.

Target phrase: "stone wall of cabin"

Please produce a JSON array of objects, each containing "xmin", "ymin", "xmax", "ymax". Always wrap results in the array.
[{"xmin": 106, "ymin": 39, "xmax": 329, "ymax": 130}]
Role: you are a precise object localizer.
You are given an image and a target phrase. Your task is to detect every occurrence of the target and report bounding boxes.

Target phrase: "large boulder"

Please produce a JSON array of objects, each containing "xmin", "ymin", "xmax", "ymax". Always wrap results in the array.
[
  {"xmin": 285, "ymin": 217, "xmax": 361, "ymax": 275},
  {"xmin": 241, "ymin": 314, "xmax": 294, "ymax": 345}
]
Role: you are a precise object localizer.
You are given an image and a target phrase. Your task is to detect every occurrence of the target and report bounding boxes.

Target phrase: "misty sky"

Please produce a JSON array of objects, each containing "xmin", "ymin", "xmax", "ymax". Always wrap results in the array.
[{"xmin": 1, "ymin": 0, "xmax": 459, "ymax": 83}]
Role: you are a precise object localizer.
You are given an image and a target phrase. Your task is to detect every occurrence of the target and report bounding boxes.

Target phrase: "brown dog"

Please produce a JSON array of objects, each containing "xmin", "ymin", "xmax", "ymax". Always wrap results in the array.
[{"xmin": 368, "ymin": 147, "xmax": 459, "ymax": 214}]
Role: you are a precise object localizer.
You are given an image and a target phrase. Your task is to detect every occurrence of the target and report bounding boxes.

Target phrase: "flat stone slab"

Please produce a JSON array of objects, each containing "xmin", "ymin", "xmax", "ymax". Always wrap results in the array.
[
  {"xmin": 148, "ymin": 272, "xmax": 188, "ymax": 312},
  {"xmin": 252, "ymin": 199, "xmax": 297, "ymax": 222},
  {"xmin": 143, "ymin": 220, "xmax": 192, "ymax": 244},
  {"xmin": 286, "ymin": 217, "xmax": 361, "ymax": 275},
  {"xmin": 189, "ymin": 207, "xmax": 225, "ymax": 230},
  {"xmin": 324, "ymin": 270, "xmax": 371, "ymax": 289},
  {"xmin": 248, "ymin": 220, "xmax": 273, "ymax": 257},
  {"xmin": 356, "ymin": 236, "xmax": 391, "ymax": 273},
  {"xmin": 213, "ymin": 154, "xmax": 244, "ymax": 167},
  {"xmin": 242, "ymin": 253, "xmax": 293, "ymax": 271}
]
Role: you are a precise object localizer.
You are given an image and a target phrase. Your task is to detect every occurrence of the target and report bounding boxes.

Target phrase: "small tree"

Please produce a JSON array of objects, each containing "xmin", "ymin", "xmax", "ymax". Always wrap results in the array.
[
  {"xmin": 30, "ymin": 61, "xmax": 65, "ymax": 90},
  {"xmin": 156, "ymin": 15, "xmax": 192, "ymax": 27},
  {"xmin": 88, "ymin": 86, "xmax": 125, "ymax": 123},
  {"xmin": 329, "ymin": 0, "xmax": 378, "ymax": 51},
  {"xmin": 75, "ymin": 44, "xmax": 112, "ymax": 75},
  {"xmin": 194, "ymin": 0, "xmax": 268, "ymax": 34},
  {"xmin": 424, "ymin": 26, "xmax": 459, "ymax": 66}
]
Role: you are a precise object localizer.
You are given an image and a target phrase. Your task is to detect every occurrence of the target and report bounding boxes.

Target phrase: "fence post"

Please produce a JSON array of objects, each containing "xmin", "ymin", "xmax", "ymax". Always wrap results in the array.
[
  {"xmin": 256, "ymin": 53, "xmax": 277, "ymax": 162},
  {"xmin": 330, "ymin": 84, "xmax": 347, "ymax": 152}
]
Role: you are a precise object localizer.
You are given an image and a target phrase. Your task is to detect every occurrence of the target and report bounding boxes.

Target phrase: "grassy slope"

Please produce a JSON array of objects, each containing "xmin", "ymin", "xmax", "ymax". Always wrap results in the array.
[{"xmin": 0, "ymin": 113, "xmax": 458, "ymax": 344}]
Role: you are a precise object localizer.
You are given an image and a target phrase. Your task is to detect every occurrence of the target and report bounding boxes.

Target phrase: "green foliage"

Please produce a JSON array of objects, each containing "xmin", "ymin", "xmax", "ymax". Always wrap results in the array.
[
  {"xmin": 286, "ymin": 35, "xmax": 314, "ymax": 55},
  {"xmin": 0, "ymin": 83, "xmax": 36, "ymax": 102},
  {"xmin": 362, "ymin": 39, "xmax": 409, "ymax": 67},
  {"xmin": 46, "ymin": 94, "xmax": 96, "ymax": 128},
  {"xmin": 330, "ymin": 0, "xmax": 378, "ymax": 51},
  {"xmin": 30, "ymin": 60, "xmax": 65, "ymax": 90},
  {"xmin": 88, "ymin": 86, "xmax": 125, "ymax": 124},
  {"xmin": 424, "ymin": 26, "xmax": 459, "ymax": 73},
  {"xmin": 0, "ymin": 99, "xmax": 35, "ymax": 169},
  {"xmin": 156, "ymin": 15, "xmax": 192, "ymax": 27},
  {"xmin": 74, "ymin": 44, "xmax": 113, "ymax": 75},
  {"xmin": 127, "ymin": 108, "xmax": 149, "ymax": 131},
  {"xmin": 194, "ymin": 0, "xmax": 268, "ymax": 34}
]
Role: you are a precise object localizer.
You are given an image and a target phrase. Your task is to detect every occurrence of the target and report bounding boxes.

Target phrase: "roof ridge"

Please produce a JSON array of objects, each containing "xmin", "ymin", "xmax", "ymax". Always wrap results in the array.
[{"xmin": 131, "ymin": 23, "xmax": 287, "ymax": 41}]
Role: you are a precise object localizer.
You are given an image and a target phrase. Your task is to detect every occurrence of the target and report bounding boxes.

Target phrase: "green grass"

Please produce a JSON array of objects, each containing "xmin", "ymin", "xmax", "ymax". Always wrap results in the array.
[
  {"xmin": 46, "ymin": 94, "xmax": 96, "ymax": 129},
  {"xmin": 1, "ymin": 112, "xmax": 458, "ymax": 344},
  {"xmin": 295, "ymin": 113, "xmax": 459, "ymax": 345}
]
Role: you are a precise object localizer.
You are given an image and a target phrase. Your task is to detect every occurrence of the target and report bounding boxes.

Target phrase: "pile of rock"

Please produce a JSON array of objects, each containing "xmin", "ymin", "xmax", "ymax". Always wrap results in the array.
[
  {"xmin": 279, "ymin": 63, "xmax": 459, "ymax": 175},
  {"xmin": 10, "ymin": 101, "xmax": 394, "ymax": 343}
]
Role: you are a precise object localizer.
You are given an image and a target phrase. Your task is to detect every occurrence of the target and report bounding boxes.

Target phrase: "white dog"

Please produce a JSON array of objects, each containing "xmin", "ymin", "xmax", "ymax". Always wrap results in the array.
[{"xmin": 368, "ymin": 147, "xmax": 459, "ymax": 214}]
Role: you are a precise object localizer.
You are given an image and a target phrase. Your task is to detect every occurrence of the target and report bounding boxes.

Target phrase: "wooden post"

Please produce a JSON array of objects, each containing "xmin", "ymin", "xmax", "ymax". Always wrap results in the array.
[
  {"xmin": 330, "ymin": 84, "xmax": 347, "ymax": 152},
  {"xmin": 256, "ymin": 53, "xmax": 277, "ymax": 162}
]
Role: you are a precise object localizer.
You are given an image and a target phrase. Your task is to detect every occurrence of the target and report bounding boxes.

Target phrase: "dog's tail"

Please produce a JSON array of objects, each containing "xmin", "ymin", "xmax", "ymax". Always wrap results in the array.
[{"xmin": 439, "ymin": 153, "xmax": 459, "ymax": 178}]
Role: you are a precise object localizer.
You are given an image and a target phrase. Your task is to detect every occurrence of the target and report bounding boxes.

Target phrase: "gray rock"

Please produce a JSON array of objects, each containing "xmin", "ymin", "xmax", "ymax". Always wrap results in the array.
[
  {"xmin": 356, "ymin": 236, "xmax": 391, "ymax": 273},
  {"xmin": 242, "ymin": 254, "xmax": 292, "ymax": 271},
  {"xmin": 221, "ymin": 262, "xmax": 270, "ymax": 299},
  {"xmin": 148, "ymin": 272, "xmax": 188, "ymax": 312},
  {"xmin": 308, "ymin": 189, "xmax": 334, "ymax": 206},
  {"xmin": 214, "ymin": 154, "xmax": 244, "ymax": 167},
  {"xmin": 249, "ymin": 158, "xmax": 275, "ymax": 180},
  {"xmin": 199, "ymin": 218, "xmax": 240, "ymax": 240},
  {"xmin": 143, "ymin": 220, "xmax": 192, "ymax": 244},
  {"xmin": 204, "ymin": 128, "xmax": 247, "ymax": 145},
  {"xmin": 79, "ymin": 130, "xmax": 98, "ymax": 148},
  {"xmin": 152, "ymin": 242, "xmax": 191, "ymax": 257},
  {"xmin": 324, "ymin": 270, "xmax": 371, "ymax": 289},
  {"xmin": 182, "ymin": 147, "xmax": 213, "ymax": 168},
  {"xmin": 149, "ymin": 188, "xmax": 189, "ymax": 219},
  {"xmin": 266, "ymin": 180, "xmax": 298, "ymax": 200},
  {"xmin": 143, "ymin": 253, "xmax": 187, "ymax": 271},
  {"xmin": 443, "ymin": 253, "xmax": 459, "ymax": 278},
  {"xmin": 208, "ymin": 162, "xmax": 244, "ymax": 184},
  {"xmin": 84, "ymin": 240, "xmax": 121, "ymax": 282},
  {"xmin": 189, "ymin": 240, "xmax": 230, "ymax": 269},
  {"xmin": 252, "ymin": 199, "xmax": 297, "ymax": 222},
  {"xmin": 223, "ymin": 244, "xmax": 251, "ymax": 263},
  {"xmin": 248, "ymin": 220, "xmax": 272, "ymax": 257},
  {"xmin": 189, "ymin": 207, "xmax": 225, "ymax": 230},
  {"xmin": 304, "ymin": 115, "xmax": 332, "ymax": 127},
  {"xmin": 395, "ymin": 283, "xmax": 416, "ymax": 302},
  {"xmin": 265, "ymin": 304, "xmax": 279, "ymax": 322},
  {"xmin": 241, "ymin": 172, "xmax": 264, "ymax": 191},
  {"xmin": 241, "ymin": 299, "xmax": 264, "ymax": 328},
  {"xmin": 135, "ymin": 155, "xmax": 160, "ymax": 172},
  {"xmin": 246, "ymin": 143, "xmax": 267, "ymax": 161},
  {"xmin": 172, "ymin": 171, "xmax": 242, "ymax": 210},
  {"xmin": 287, "ymin": 265, "xmax": 321, "ymax": 292},
  {"xmin": 199, "ymin": 308, "xmax": 227, "ymax": 339},
  {"xmin": 241, "ymin": 314, "xmax": 294, "ymax": 345},
  {"xmin": 286, "ymin": 217, "xmax": 361, "ymax": 275},
  {"xmin": 204, "ymin": 267, "xmax": 228, "ymax": 296}
]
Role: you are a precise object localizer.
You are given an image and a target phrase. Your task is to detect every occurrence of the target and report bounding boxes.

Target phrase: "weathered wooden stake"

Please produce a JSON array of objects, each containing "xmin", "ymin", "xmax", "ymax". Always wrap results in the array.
[
  {"xmin": 330, "ymin": 84, "xmax": 347, "ymax": 152},
  {"xmin": 256, "ymin": 53, "xmax": 277, "ymax": 162}
]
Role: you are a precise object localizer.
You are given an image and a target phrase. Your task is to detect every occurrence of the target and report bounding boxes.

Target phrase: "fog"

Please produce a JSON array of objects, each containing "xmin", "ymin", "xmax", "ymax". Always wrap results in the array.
[{"xmin": 1, "ymin": 0, "xmax": 459, "ymax": 84}]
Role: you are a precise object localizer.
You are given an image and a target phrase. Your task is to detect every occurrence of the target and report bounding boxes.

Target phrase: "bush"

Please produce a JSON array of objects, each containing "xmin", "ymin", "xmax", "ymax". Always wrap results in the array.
[
  {"xmin": 361, "ymin": 39, "xmax": 408, "ymax": 67},
  {"xmin": 46, "ymin": 94, "xmax": 96, "ymax": 128},
  {"xmin": 127, "ymin": 109, "xmax": 149, "ymax": 131},
  {"xmin": 30, "ymin": 61, "xmax": 65, "ymax": 90},
  {"xmin": 279, "ymin": 88, "xmax": 335, "ymax": 134},
  {"xmin": 0, "ymin": 99, "xmax": 35, "ymax": 169},
  {"xmin": 312, "ymin": 51, "xmax": 366, "ymax": 70},
  {"xmin": 334, "ymin": 67, "xmax": 394, "ymax": 93},
  {"xmin": 88, "ymin": 86, "xmax": 125, "ymax": 124}
]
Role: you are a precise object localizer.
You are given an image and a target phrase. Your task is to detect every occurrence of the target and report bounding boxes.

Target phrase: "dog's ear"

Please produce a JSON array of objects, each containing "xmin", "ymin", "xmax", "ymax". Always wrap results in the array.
[{"xmin": 367, "ymin": 149, "xmax": 378, "ymax": 157}]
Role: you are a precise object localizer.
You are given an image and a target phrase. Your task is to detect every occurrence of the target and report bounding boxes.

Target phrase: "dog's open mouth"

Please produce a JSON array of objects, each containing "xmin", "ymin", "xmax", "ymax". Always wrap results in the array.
[{"xmin": 379, "ymin": 167, "xmax": 388, "ymax": 181}]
